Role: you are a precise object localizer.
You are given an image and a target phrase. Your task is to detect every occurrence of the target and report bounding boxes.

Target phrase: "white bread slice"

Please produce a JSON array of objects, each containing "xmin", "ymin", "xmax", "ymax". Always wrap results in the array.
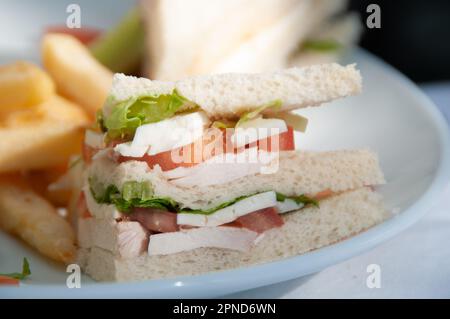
[
  {"xmin": 107, "ymin": 64, "xmax": 362, "ymax": 119},
  {"xmin": 141, "ymin": 0, "xmax": 306, "ymax": 80},
  {"xmin": 88, "ymin": 149, "xmax": 385, "ymax": 211},
  {"xmin": 77, "ymin": 187, "xmax": 389, "ymax": 282},
  {"xmin": 213, "ymin": 0, "xmax": 347, "ymax": 73}
]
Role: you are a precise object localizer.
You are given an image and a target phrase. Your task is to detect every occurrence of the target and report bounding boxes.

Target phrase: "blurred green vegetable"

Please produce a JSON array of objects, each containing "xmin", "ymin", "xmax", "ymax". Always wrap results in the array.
[
  {"xmin": 0, "ymin": 257, "xmax": 31, "ymax": 280},
  {"xmin": 302, "ymin": 39, "xmax": 342, "ymax": 52},
  {"xmin": 90, "ymin": 8, "xmax": 145, "ymax": 74}
]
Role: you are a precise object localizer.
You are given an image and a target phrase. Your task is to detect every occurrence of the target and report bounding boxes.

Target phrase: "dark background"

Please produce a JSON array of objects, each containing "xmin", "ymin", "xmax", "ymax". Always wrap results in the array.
[{"xmin": 349, "ymin": 0, "xmax": 450, "ymax": 83}]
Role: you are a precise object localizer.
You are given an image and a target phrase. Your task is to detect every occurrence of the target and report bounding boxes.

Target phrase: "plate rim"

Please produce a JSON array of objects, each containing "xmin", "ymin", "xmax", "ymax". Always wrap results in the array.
[{"xmin": 1, "ymin": 49, "xmax": 450, "ymax": 298}]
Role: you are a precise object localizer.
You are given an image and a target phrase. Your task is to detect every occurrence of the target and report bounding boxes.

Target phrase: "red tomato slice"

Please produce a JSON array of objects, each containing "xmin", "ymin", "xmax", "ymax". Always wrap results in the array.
[
  {"xmin": 250, "ymin": 126, "xmax": 295, "ymax": 152},
  {"xmin": 0, "ymin": 275, "xmax": 19, "ymax": 286},
  {"xmin": 265, "ymin": 125, "xmax": 295, "ymax": 151},
  {"xmin": 228, "ymin": 207, "xmax": 284, "ymax": 233},
  {"xmin": 129, "ymin": 208, "xmax": 179, "ymax": 233},
  {"xmin": 118, "ymin": 126, "xmax": 295, "ymax": 171},
  {"xmin": 118, "ymin": 127, "xmax": 226, "ymax": 171},
  {"xmin": 45, "ymin": 26, "xmax": 102, "ymax": 44}
]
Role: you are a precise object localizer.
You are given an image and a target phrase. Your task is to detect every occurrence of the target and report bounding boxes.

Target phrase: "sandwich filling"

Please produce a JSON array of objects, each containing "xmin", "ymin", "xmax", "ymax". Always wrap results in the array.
[{"xmin": 79, "ymin": 84, "xmax": 370, "ymax": 258}]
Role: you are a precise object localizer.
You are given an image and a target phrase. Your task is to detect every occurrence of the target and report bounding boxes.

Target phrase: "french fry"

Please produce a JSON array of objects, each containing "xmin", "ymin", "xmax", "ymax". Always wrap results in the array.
[
  {"xmin": 0, "ymin": 95, "xmax": 89, "ymax": 173},
  {"xmin": 0, "ymin": 61, "xmax": 55, "ymax": 118},
  {"xmin": 42, "ymin": 33, "xmax": 113, "ymax": 116},
  {"xmin": 0, "ymin": 176, "xmax": 76, "ymax": 263}
]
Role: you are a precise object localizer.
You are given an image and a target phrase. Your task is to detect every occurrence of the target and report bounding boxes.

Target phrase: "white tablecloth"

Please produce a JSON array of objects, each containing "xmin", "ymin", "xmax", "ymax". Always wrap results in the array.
[{"xmin": 228, "ymin": 83, "xmax": 450, "ymax": 299}]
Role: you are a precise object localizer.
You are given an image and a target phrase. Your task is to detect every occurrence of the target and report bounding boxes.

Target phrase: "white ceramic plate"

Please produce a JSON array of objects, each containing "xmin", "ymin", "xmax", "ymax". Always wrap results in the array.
[{"xmin": 0, "ymin": 1, "xmax": 449, "ymax": 299}]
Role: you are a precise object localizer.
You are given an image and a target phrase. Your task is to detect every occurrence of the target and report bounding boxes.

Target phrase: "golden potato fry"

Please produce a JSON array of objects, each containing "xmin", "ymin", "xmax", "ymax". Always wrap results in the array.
[
  {"xmin": 42, "ymin": 33, "xmax": 113, "ymax": 116},
  {"xmin": 0, "ymin": 95, "xmax": 89, "ymax": 173},
  {"xmin": 0, "ymin": 61, "xmax": 55, "ymax": 118},
  {"xmin": 0, "ymin": 176, "xmax": 76, "ymax": 263}
]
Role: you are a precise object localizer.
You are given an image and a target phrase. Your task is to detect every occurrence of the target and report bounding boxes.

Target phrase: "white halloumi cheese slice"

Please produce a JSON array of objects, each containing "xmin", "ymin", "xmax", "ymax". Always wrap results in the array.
[
  {"xmin": 177, "ymin": 191, "xmax": 277, "ymax": 227},
  {"xmin": 114, "ymin": 111, "xmax": 210, "ymax": 157},
  {"xmin": 114, "ymin": 143, "xmax": 149, "ymax": 158},
  {"xmin": 148, "ymin": 226, "xmax": 259, "ymax": 256}
]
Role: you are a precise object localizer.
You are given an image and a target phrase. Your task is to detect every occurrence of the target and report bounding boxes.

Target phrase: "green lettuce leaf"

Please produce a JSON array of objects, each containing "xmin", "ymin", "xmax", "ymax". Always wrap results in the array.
[
  {"xmin": 89, "ymin": 179, "xmax": 250, "ymax": 215},
  {"xmin": 101, "ymin": 90, "xmax": 195, "ymax": 140},
  {"xmin": 211, "ymin": 119, "xmax": 236, "ymax": 129},
  {"xmin": 89, "ymin": 179, "xmax": 255, "ymax": 215},
  {"xmin": 0, "ymin": 258, "xmax": 31, "ymax": 280},
  {"xmin": 236, "ymin": 100, "xmax": 282, "ymax": 127},
  {"xmin": 276, "ymin": 193, "xmax": 319, "ymax": 208},
  {"xmin": 89, "ymin": 179, "xmax": 178, "ymax": 213},
  {"xmin": 302, "ymin": 39, "xmax": 342, "ymax": 52},
  {"xmin": 113, "ymin": 197, "xmax": 179, "ymax": 213},
  {"xmin": 122, "ymin": 181, "xmax": 153, "ymax": 201},
  {"xmin": 89, "ymin": 179, "xmax": 320, "ymax": 214},
  {"xmin": 179, "ymin": 194, "xmax": 255, "ymax": 215}
]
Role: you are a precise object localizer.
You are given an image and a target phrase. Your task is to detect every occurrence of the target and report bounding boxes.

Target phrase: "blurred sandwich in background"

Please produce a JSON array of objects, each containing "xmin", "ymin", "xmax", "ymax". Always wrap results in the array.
[{"xmin": 139, "ymin": 0, "xmax": 361, "ymax": 80}]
